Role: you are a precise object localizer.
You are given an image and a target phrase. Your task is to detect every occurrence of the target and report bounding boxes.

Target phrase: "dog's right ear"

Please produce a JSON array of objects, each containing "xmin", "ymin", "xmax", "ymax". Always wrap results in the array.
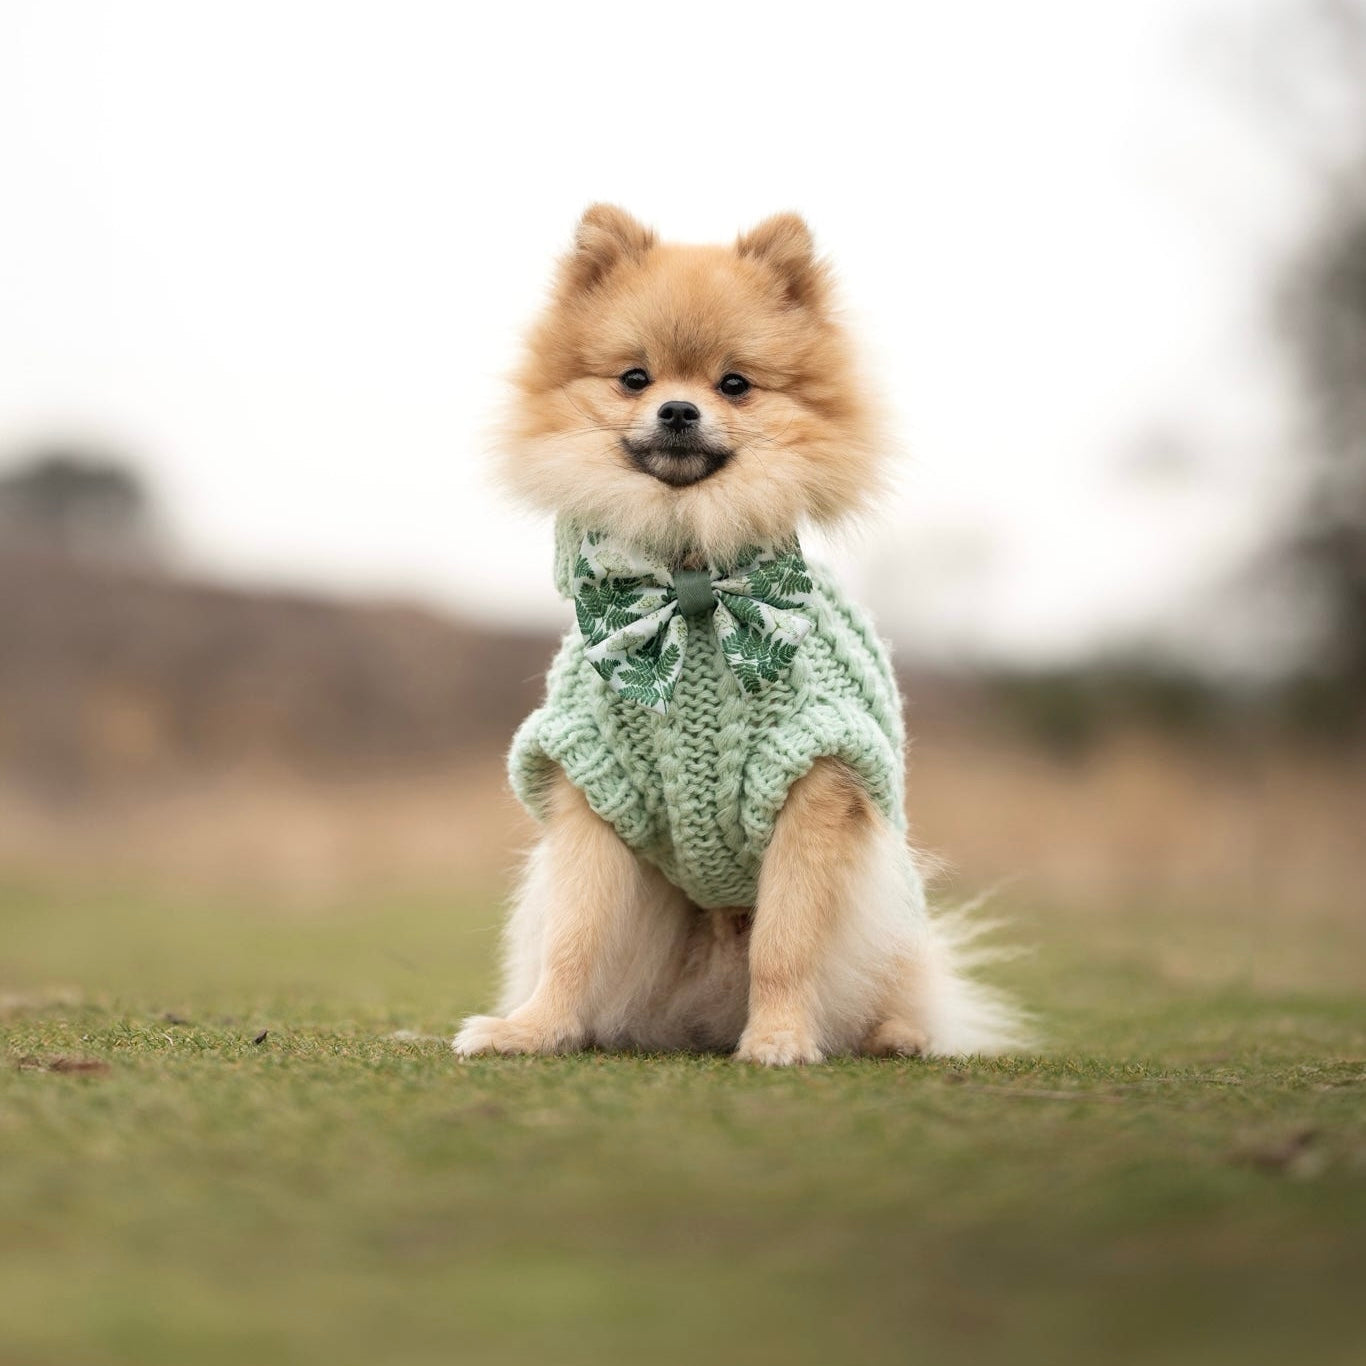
[
  {"xmin": 557, "ymin": 204, "xmax": 656, "ymax": 295},
  {"xmin": 737, "ymin": 212, "xmax": 828, "ymax": 309}
]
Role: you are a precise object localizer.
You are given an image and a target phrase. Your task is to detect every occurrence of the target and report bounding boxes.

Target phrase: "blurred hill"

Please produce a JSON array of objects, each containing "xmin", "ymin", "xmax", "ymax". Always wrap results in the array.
[
  {"xmin": 0, "ymin": 547, "xmax": 554, "ymax": 796},
  {"xmin": 0, "ymin": 546, "xmax": 560, "ymax": 895}
]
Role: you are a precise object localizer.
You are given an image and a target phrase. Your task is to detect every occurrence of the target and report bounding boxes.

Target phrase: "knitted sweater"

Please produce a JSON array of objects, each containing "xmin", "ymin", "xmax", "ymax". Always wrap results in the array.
[{"xmin": 508, "ymin": 520, "xmax": 907, "ymax": 909}]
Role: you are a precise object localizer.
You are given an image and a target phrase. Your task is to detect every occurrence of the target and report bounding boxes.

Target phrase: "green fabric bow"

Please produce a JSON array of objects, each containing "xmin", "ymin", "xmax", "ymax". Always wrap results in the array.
[{"xmin": 572, "ymin": 531, "xmax": 816, "ymax": 714}]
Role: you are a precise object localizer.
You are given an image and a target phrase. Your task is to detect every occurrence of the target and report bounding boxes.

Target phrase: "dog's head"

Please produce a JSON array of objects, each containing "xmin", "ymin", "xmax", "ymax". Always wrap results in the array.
[{"xmin": 499, "ymin": 205, "xmax": 886, "ymax": 565}]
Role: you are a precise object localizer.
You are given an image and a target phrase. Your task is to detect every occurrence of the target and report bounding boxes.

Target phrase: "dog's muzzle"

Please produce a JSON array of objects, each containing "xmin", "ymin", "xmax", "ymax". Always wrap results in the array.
[{"xmin": 622, "ymin": 436, "xmax": 733, "ymax": 487}]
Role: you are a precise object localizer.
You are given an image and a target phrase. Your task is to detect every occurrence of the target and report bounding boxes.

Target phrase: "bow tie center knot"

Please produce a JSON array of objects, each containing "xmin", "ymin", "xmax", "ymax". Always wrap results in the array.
[{"xmin": 672, "ymin": 568, "xmax": 716, "ymax": 619}]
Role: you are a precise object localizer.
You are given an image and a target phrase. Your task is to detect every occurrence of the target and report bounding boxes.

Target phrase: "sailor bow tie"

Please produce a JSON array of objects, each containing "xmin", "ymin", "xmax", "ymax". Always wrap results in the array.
[{"xmin": 571, "ymin": 531, "xmax": 815, "ymax": 714}]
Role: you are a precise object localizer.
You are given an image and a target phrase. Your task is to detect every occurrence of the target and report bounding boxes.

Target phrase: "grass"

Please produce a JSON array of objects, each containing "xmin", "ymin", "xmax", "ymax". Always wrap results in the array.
[{"xmin": 2, "ymin": 879, "xmax": 1364, "ymax": 1366}]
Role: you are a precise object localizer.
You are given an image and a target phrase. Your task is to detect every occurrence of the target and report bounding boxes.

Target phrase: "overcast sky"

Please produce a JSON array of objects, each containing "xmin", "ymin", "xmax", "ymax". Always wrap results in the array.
[{"xmin": 0, "ymin": 1, "xmax": 1330, "ymax": 665}]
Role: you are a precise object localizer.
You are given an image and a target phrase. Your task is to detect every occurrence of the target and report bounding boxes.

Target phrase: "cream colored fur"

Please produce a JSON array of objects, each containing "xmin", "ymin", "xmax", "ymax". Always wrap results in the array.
[{"xmin": 455, "ymin": 764, "xmax": 1027, "ymax": 1063}]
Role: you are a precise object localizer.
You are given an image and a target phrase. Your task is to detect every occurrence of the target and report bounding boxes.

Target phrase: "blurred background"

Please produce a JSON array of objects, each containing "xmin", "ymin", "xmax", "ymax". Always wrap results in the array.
[{"xmin": 1, "ymin": 0, "xmax": 1363, "ymax": 926}]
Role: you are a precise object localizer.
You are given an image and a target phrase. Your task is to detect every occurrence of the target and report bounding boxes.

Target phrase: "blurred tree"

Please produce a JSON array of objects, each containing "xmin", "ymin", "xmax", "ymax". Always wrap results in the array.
[
  {"xmin": 1283, "ymin": 199, "xmax": 1366, "ymax": 702},
  {"xmin": 1273, "ymin": 0, "xmax": 1366, "ymax": 726},
  {"xmin": 0, "ymin": 448, "xmax": 160, "ymax": 566}
]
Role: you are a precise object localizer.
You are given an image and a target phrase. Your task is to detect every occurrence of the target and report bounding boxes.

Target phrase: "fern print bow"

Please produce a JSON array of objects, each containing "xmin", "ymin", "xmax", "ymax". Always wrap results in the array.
[{"xmin": 572, "ymin": 531, "xmax": 816, "ymax": 714}]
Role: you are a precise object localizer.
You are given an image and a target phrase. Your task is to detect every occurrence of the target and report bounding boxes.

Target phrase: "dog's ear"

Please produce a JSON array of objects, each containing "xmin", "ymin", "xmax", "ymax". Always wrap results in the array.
[
  {"xmin": 558, "ymin": 204, "xmax": 656, "ymax": 295},
  {"xmin": 737, "ymin": 213, "xmax": 828, "ymax": 309}
]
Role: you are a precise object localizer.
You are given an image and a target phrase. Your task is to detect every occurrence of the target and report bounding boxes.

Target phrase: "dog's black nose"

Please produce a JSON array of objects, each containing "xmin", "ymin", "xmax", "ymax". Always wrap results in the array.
[{"xmin": 657, "ymin": 400, "xmax": 701, "ymax": 433}]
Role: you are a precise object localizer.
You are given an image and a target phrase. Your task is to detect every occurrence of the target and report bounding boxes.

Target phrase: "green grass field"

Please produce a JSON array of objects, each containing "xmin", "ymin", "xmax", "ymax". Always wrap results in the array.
[{"xmin": 2, "ymin": 880, "xmax": 1363, "ymax": 1366}]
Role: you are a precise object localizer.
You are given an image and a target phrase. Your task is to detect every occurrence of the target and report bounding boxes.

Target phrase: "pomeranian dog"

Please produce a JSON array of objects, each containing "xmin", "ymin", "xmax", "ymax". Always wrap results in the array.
[{"xmin": 454, "ymin": 205, "xmax": 1024, "ymax": 1065}]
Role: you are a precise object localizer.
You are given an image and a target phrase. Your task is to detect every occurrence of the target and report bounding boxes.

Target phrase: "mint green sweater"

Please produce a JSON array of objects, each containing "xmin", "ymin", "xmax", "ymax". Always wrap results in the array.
[{"xmin": 508, "ymin": 521, "xmax": 906, "ymax": 909}]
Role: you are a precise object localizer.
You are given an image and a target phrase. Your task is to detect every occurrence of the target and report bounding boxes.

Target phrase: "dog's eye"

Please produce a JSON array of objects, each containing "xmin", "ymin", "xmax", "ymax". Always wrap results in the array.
[
  {"xmin": 718, "ymin": 373, "xmax": 751, "ymax": 398},
  {"xmin": 620, "ymin": 368, "xmax": 651, "ymax": 392}
]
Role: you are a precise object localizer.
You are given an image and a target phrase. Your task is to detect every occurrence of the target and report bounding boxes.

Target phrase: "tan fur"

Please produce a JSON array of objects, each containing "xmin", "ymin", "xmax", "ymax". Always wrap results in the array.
[
  {"xmin": 455, "ymin": 207, "xmax": 1026, "ymax": 1064},
  {"xmin": 454, "ymin": 775, "xmax": 640, "ymax": 1054},
  {"xmin": 456, "ymin": 768, "xmax": 752, "ymax": 1056},
  {"xmin": 738, "ymin": 760, "xmax": 877, "ymax": 1064},
  {"xmin": 454, "ymin": 758, "xmax": 1022, "ymax": 1061},
  {"xmin": 496, "ymin": 204, "xmax": 887, "ymax": 568}
]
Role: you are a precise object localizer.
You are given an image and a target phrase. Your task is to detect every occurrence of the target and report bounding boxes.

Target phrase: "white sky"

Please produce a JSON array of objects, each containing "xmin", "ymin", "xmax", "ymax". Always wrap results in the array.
[{"xmin": 0, "ymin": 1, "xmax": 1324, "ymax": 665}]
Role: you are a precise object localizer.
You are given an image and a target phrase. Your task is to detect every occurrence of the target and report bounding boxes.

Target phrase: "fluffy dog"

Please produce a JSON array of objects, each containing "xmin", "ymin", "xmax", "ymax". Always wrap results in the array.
[{"xmin": 454, "ymin": 205, "xmax": 1024, "ymax": 1065}]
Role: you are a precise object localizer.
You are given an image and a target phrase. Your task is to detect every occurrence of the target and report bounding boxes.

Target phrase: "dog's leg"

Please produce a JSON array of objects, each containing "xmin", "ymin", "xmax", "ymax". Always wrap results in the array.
[
  {"xmin": 737, "ymin": 757, "xmax": 885, "ymax": 1066},
  {"xmin": 453, "ymin": 769, "xmax": 645, "ymax": 1057}
]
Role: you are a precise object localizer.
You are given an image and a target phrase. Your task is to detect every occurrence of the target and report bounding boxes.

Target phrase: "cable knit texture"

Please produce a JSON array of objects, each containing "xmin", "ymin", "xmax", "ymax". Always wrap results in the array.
[{"xmin": 508, "ymin": 518, "xmax": 906, "ymax": 909}]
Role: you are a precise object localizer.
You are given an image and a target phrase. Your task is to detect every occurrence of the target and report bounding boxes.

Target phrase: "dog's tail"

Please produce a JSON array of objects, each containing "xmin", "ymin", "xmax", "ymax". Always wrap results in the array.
[{"xmin": 904, "ymin": 869, "xmax": 1036, "ymax": 1057}]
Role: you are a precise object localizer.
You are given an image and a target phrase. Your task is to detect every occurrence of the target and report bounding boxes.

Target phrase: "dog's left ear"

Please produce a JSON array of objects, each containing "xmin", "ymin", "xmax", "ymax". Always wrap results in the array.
[{"xmin": 737, "ymin": 213, "xmax": 828, "ymax": 309}]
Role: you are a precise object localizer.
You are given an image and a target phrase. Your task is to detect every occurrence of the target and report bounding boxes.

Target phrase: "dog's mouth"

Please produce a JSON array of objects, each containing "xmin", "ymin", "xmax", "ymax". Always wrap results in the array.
[{"xmin": 621, "ymin": 436, "xmax": 733, "ymax": 488}]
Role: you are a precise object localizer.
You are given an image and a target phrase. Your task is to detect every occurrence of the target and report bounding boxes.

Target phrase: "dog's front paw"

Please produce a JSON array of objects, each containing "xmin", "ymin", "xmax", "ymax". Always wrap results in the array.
[
  {"xmin": 452, "ymin": 1012, "xmax": 583, "ymax": 1058},
  {"xmin": 736, "ymin": 1025, "xmax": 823, "ymax": 1067}
]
